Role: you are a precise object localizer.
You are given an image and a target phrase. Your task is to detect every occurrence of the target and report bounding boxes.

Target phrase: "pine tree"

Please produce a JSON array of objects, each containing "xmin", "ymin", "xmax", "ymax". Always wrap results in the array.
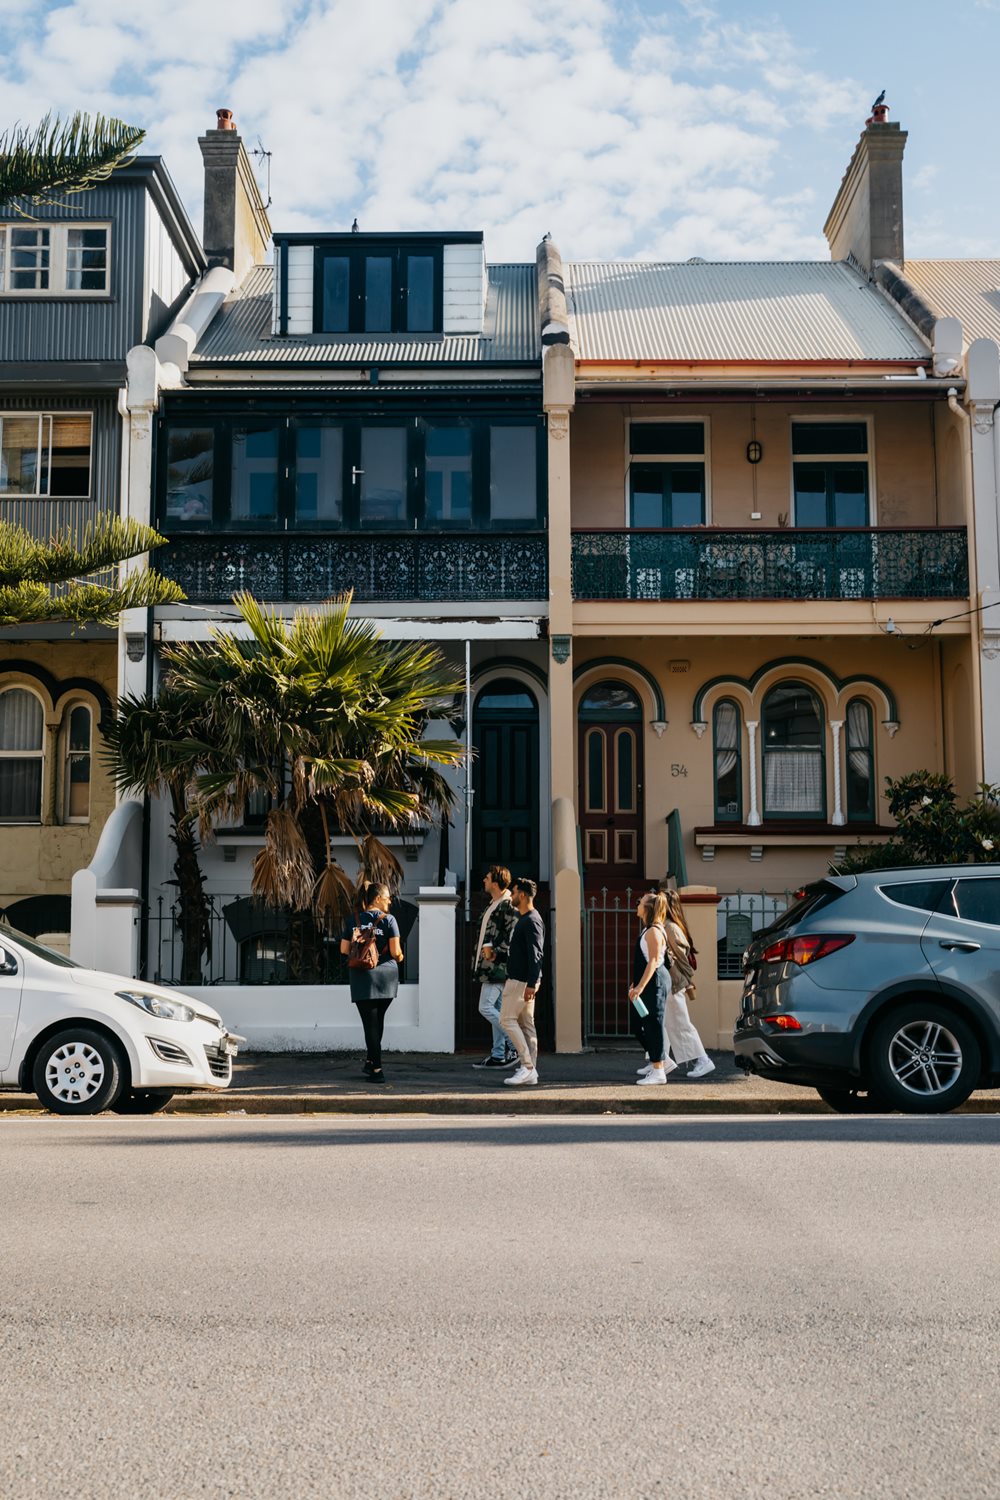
[
  {"xmin": 0, "ymin": 112, "xmax": 145, "ymax": 204},
  {"xmin": 0, "ymin": 516, "xmax": 184, "ymax": 625}
]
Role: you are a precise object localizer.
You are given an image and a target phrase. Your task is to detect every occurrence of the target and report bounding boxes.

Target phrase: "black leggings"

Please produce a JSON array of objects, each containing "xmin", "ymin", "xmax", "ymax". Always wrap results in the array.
[
  {"xmin": 629, "ymin": 971, "xmax": 668, "ymax": 1064},
  {"xmin": 357, "ymin": 1000, "xmax": 392, "ymax": 1069}
]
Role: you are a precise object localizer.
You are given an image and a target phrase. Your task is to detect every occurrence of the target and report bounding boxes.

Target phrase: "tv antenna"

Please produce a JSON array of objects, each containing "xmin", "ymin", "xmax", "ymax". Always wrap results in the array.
[{"xmin": 251, "ymin": 138, "xmax": 272, "ymax": 210}]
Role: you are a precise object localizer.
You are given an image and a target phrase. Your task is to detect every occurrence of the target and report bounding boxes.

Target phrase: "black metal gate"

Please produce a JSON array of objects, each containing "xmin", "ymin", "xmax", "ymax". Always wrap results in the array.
[{"xmin": 582, "ymin": 885, "xmax": 639, "ymax": 1040}]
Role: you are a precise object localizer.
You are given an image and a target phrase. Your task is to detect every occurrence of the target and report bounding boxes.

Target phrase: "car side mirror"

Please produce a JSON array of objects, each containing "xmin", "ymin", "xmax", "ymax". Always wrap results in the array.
[{"xmin": 0, "ymin": 949, "xmax": 18, "ymax": 976}]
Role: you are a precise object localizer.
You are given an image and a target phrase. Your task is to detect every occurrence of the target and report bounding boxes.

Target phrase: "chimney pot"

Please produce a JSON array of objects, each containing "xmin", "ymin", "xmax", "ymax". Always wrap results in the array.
[{"xmin": 216, "ymin": 108, "xmax": 236, "ymax": 131}]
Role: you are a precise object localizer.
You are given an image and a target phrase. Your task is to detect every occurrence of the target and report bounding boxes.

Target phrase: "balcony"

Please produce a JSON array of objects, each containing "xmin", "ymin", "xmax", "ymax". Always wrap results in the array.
[
  {"xmin": 571, "ymin": 528, "xmax": 969, "ymax": 602},
  {"xmin": 157, "ymin": 531, "xmax": 548, "ymax": 605}
]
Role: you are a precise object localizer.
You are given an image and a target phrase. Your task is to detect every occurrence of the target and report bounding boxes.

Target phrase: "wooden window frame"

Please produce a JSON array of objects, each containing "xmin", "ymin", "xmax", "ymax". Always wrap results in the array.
[
  {"xmin": 625, "ymin": 416, "xmax": 710, "ymax": 527},
  {"xmin": 62, "ymin": 702, "xmax": 92, "ymax": 825},
  {"xmin": 845, "ymin": 696, "xmax": 875, "ymax": 824},
  {"xmin": 789, "ymin": 416, "xmax": 875, "ymax": 528},
  {"xmin": 0, "ymin": 222, "xmax": 111, "ymax": 297},
  {"xmin": 0, "ymin": 684, "xmax": 46, "ymax": 824},
  {"xmin": 0, "ymin": 411, "xmax": 93, "ymax": 500},
  {"xmin": 760, "ymin": 680, "xmax": 827, "ymax": 822},
  {"xmin": 713, "ymin": 698, "xmax": 743, "ymax": 824},
  {"xmin": 584, "ymin": 726, "xmax": 608, "ymax": 814}
]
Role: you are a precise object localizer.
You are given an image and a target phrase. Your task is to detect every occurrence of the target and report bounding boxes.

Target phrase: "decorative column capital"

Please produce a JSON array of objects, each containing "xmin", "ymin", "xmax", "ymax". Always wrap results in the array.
[
  {"xmin": 547, "ymin": 409, "xmax": 570, "ymax": 440},
  {"xmin": 973, "ymin": 402, "xmax": 995, "ymax": 435},
  {"xmin": 550, "ymin": 633, "xmax": 572, "ymax": 664}
]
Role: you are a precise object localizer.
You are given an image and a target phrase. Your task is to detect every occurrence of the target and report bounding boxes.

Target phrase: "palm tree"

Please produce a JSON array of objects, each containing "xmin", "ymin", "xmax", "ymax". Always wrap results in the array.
[
  {"xmin": 0, "ymin": 516, "xmax": 184, "ymax": 626},
  {"xmin": 164, "ymin": 593, "xmax": 464, "ymax": 955},
  {"xmin": 0, "ymin": 112, "xmax": 144, "ymax": 205},
  {"xmin": 101, "ymin": 688, "xmax": 217, "ymax": 985}
]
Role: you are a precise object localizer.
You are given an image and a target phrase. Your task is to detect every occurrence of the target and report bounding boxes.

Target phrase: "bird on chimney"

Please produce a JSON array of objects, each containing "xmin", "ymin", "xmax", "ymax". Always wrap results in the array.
[{"xmin": 871, "ymin": 89, "xmax": 885, "ymax": 112}]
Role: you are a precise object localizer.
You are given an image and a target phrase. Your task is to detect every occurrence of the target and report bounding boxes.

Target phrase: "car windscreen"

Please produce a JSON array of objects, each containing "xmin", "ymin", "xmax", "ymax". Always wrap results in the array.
[
  {"xmin": 756, "ymin": 882, "xmax": 848, "ymax": 939},
  {"xmin": 0, "ymin": 926, "xmax": 79, "ymax": 967}
]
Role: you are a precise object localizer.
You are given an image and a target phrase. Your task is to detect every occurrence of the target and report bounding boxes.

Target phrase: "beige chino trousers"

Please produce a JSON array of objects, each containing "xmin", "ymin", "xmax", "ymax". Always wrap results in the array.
[{"xmin": 499, "ymin": 978, "xmax": 538, "ymax": 1070}]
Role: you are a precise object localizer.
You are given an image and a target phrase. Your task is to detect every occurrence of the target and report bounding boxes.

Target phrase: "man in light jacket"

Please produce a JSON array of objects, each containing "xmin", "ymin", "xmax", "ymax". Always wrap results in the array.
[{"xmin": 471, "ymin": 865, "xmax": 519, "ymax": 1069}]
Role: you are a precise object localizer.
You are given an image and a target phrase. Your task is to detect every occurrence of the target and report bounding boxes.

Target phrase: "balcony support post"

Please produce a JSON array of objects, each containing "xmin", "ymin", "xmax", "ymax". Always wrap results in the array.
[
  {"xmin": 830, "ymin": 719, "xmax": 846, "ymax": 825},
  {"xmin": 745, "ymin": 720, "xmax": 761, "ymax": 826}
]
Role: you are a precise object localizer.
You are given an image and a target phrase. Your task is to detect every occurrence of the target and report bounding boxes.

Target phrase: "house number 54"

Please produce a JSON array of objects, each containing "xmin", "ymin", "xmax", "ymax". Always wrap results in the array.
[{"xmin": 671, "ymin": 764, "xmax": 688, "ymax": 777}]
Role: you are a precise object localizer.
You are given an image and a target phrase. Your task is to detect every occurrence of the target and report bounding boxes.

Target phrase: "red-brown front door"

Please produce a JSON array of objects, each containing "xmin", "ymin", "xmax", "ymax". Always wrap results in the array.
[{"xmin": 578, "ymin": 682, "xmax": 644, "ymax": 882}]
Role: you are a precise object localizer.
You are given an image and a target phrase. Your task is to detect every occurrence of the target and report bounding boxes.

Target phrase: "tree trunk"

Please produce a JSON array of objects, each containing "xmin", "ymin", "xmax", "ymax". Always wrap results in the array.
[{"xmin": 169, "ymin": 782, "xmax": 211, "ymax": 986}]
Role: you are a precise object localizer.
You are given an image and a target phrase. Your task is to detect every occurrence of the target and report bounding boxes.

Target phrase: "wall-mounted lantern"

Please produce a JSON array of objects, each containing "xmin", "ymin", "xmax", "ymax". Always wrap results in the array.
[{"xmin": 746, "ymin": 440, "xmax": 763, "ymax": 464}]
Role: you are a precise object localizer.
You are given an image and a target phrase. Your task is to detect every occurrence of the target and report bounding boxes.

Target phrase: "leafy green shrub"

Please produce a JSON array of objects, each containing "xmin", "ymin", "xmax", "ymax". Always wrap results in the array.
[{"xmin": 837, "ymin": 773, "xmax": 1000, "ymax": 874}]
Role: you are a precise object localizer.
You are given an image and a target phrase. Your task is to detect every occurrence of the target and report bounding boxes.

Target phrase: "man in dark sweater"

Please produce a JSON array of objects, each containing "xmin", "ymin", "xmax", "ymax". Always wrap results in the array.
[{"xmin": 500, "ymin": 878, "xmax": 545, "ymax": 1086}]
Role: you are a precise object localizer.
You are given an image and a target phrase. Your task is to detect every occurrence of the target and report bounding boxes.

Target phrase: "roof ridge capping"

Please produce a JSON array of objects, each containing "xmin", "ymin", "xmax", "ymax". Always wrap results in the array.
[{"xmin": 537, "ymin": 235, "xmax": 570, "ymax": 346}]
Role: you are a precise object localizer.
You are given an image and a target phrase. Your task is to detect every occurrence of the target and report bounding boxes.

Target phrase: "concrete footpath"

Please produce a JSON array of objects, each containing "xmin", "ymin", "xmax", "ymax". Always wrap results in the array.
[{"xmin": 4, "ymin": 1049, "xmax": 1000, "ymax": 1114}]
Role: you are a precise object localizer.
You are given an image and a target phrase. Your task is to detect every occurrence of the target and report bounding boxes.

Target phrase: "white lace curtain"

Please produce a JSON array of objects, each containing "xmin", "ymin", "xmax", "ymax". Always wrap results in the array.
[
  {"xmin": 714, "ymin": 701, "xmax": 739, "ymax": 780},
  {"xmin": 847, "ymin": 699, "xmax": 872, "ymax": 780},
  {"xmin": 763, "ymin": 750, "xmax": 824, "ymax": 814},
  {"xmin": 0, "ymin": 688, "xmax": 44, "ymax": 820}
]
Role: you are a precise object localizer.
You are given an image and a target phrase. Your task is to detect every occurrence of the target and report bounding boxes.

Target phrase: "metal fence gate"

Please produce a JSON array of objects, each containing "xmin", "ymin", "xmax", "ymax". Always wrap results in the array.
[{"xmin": 582, "ymin": 886, "xmax": 640, "ymax": 1040}]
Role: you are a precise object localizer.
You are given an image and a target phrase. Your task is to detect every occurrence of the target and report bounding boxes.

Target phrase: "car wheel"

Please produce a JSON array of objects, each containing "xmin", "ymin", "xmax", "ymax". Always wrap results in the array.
[
  {"xmin": 868, "ymin": 1003, "xmax": 980, "ymax": 1114},
  {"xmin": 816, "ymin": 1085, "xmax": 893, "ymax": 1114},
  {"xmin": 111, "ymin": 1090, "xmax": 175, "ymax": 1115},
  {"xmin": 32, "ymin": 1028, "xmax": 126, "ymax": 1116}
]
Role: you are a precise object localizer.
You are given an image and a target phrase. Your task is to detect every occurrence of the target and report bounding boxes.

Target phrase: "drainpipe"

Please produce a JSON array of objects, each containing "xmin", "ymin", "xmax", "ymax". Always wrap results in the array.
[{"xmin": 947, "ymin": 390, "xmax": 984, "ymax": 784}]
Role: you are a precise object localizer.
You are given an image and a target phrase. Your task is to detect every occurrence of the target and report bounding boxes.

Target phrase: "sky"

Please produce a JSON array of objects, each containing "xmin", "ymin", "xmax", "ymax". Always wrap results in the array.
[{"xmin": 1, "ymin": 0, "xmax": 998, "ymax": 264}]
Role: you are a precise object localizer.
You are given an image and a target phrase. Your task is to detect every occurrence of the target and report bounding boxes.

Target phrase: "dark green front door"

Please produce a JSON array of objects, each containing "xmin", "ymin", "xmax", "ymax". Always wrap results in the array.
[{"xmin": 473, "ymin": 680, "xmax": 540, "ymax": 878}]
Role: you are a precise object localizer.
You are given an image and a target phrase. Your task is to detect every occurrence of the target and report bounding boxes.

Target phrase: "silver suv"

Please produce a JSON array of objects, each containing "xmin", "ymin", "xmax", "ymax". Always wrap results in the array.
[{"xmin": 734, "ymin": 865, "xmax": 1000, "ymax": 1113}]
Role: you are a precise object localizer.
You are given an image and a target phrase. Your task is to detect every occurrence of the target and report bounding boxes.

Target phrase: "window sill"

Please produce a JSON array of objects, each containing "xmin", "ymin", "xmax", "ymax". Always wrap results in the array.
[
  {"xmin": 694, "ymin": 823, "xmax": 892, "ymax": 862},
  {"xmin": 0, "ymin": 293, "xmax": 113, "ymax": 302}
]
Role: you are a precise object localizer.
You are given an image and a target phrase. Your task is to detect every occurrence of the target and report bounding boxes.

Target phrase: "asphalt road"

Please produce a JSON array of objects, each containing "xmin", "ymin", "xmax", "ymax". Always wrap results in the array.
[{"xmin": 2, "ymin": 1116, "xmax": 998, "ymax": 1500}]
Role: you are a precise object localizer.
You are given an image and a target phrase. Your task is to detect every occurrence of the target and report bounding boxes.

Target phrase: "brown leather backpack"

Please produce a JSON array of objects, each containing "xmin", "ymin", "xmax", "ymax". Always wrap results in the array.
[{"xmin": 348, "ymin": 918, "xmax": 380, "ymax": 970}]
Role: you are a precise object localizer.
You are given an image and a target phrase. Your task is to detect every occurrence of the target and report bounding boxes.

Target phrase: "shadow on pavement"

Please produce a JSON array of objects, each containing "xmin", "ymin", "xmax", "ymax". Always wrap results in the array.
[{"xmin": 95, "ymin": 1116, "xmax": 1000, "ymax": 1149}]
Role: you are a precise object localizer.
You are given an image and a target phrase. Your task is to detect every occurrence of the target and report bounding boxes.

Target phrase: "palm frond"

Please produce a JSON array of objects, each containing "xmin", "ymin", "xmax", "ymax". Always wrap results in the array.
[
  {"xmin": 0, "ymin": 112, "xmax": 145, "ymax": 206},
  {"xmin": 354, "ymin": 834, "xmax": 404, "ymax": 895},
  {"xmin": 312, "ymin": 859, "xmax": 355, "ymax": 934},
  {"xmin": 252, "ymin": 808, "xmax": 315, "ymax": 910}
]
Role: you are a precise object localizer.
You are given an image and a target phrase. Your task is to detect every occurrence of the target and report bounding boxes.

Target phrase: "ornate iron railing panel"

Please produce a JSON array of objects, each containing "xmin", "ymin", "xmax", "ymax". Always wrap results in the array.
[
  {"xmin": 571, "ymin": 527, "xmax": 969, "ymax": 602},
  {"xmin": 158, "ymin": 531, "xmax": 548, "ymax": 604}
]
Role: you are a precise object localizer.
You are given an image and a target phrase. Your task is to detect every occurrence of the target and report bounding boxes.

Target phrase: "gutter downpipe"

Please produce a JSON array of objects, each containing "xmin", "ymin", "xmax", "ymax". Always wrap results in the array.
[{"xmin": 947, "ymin": 389, "xmax": 985, "ymax": 785}]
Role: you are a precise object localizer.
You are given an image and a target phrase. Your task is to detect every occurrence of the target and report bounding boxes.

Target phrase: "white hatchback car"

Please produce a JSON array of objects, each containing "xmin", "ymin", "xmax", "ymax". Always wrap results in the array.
[{"xmin": 0, "ymin": 927, "xmax": 244, "ymax": 1115}]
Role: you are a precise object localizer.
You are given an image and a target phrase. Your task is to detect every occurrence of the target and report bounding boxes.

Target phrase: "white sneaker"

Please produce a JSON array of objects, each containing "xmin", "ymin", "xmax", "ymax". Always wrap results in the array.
[
  {"xmin": 637, "ymin": 1062, "xmax": 653, "ymax": 1076},
  {"xmin": 504, "ymin": 1065, "xmax": 538, "ymax": 1086},
  {"xmin": 636, "ymin": 1068, "xmax": 667, "ymax": 1086},
  {"xmin": 686, "ymin": 1056, "xmax": 716, "ymax": 1079}
]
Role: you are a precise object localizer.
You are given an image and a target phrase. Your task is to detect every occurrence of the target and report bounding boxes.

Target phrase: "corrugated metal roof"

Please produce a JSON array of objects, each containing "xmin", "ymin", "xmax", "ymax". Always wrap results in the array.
[
  {"xmin": 192, "ymin": 263, "xmax": 539, "ymax": 365},
  {"xmin": 885, "ymin": 260, "xmax": 1000, "ymax": 349},
  {"xmin": 565, "ymin": 260, "xmax": 928, "ymax": 363}
]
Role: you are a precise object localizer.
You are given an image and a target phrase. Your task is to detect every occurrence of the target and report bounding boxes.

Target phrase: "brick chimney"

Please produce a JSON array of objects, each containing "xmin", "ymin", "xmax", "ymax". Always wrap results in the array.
[
  {"xmin": 198, "ymin": 109, "xmax": 271, "ymax": 283},
  {"xmin": 823, "ymin": 104, "xmax": 907, "ymax": 273}
]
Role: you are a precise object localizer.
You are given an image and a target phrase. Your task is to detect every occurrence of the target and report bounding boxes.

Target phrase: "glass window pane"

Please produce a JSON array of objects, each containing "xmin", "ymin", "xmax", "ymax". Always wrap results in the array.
[
  {"xmin": 830, "ymin": 465, "xmax": 869, "ymax": 527},
  {"xmin": 360, "ymin": 427, "xmax": 407, "ymax": 526},
  {"xmin": 630, "ymin": 465, "xmax": 664, "ymax": 527},
  {"xmin": 793, "ymin": 465, "xmax": 828, "ymax": 527},
  {"xmin": 69, "ymin": 705, "xmax": 90, "ymax": 752},
  {"xmin": 586, "ymin": 730, "xmax": 605, "ymax": 811},
  {"xmin": 322, "ymin": 255, "xmax": 350, "ymax": 332},
  {"xmin": 667, "ymin": 465, "xmax": 704, "ymax": 526},
  {"xmin": 10, "ymin": 227, "xmax": 49, "ymax": 289},
  {"xmin": 951, "ymin": 879, "xmax": 1000, "ymax": 927},
  {"xmin": 231, "ymin": 426, "xmax": 279, "ymax": 523},
  {"xmin": 49, "ymin": 415, "xmax": 91, "ymax": 497},
  {"xmin": 579, "ymin": 683, "xmax": 642, "ymax": 718},
  {"xmin": 880, "ymin": 880, "xmax": 952, "ymax": 914},
  {"xmin": 296, "ymin": 424, "xmax": 342, "ymax": 526},
  {"xmin": 66, "ymin": 228, "xmax": 108, "ymax": 290},
  {"xmin": 792, "ymin": 422, "xmax": 868, "ymax": 455},
  {"xmin": 630, "ymin": 423, "xmax": 704, "ymax": 455},
  {"xmin": 0, "ymin": 689, "xmax": 43, "ymax": 750},
  {"xmin": 407, "ymin": 255, "xmax": 435, "ymax": 331},
  {"xmin": 0, "ymin": 760, "xmax": 42, "ymax": 820},
  {"xmin": 364, "ymin": 256, "xmax": 392, "ymax": 332},
  {"xmin": 490, "ymin": 426, "xmax": 537, "ymax": 523},
  {"xmin": 846, "ymin": 699, "xmax": 873, "ymax": 821},
  {"xmin": 165, "ymin": 427, "xmax": 214, "ymax": 523},
  {"xmin": 0, "ymin": 417, "xmax": 42, "ymax": 496},
  {"xmin": 425, "ymin": 425, "xmax": 472, "ymax": 525},
  {"xmin": 616, "ymin": 731, "xmax": 635, "ymax": 811},
  {"xmin": 714, "ymin": 701, "xmax": 741, "ymax": 818},
  {"xmin": 763, "ymin": 684, "xmax": 822, "ymax": 748}
]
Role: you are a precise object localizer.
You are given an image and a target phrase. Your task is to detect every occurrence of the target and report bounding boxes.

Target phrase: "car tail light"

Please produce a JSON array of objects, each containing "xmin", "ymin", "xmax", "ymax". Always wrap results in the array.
[
  {"xmin": 763, "ymin": 1015, "xmax": 802, "ymax": 1030},
  {"xmin": 761, "ymin": 934, "xmax": 855, "ymax": 966}
]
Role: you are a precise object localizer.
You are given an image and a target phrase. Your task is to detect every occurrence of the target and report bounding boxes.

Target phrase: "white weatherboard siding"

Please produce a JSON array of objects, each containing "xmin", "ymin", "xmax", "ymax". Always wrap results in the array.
[
  {"xmin": 443, "ymin": 243, "xmax": 485, "ymax": 334},
  {"xmin": 285, "ymin": 244, "xmax": 315, "ymax": 334},
  {"xmin": 143, "ymin": 190, "xmax": 189, "ymax": 340}
]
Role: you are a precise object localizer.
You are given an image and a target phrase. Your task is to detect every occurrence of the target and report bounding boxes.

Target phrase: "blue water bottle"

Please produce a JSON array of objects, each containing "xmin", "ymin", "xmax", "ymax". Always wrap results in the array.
[{"xmin": 631, "ymin": 993, "xmax": 649, "ymax": 1018}]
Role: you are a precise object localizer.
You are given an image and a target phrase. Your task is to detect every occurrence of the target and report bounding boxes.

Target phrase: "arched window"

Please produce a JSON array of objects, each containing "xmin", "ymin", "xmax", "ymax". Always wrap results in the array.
[
  {"xmin": 64, "ymin": 704, "xmax": 92, "ymax": 822},
  {"xmin": 713, "ymin": 699, "xmax": 742, "ymax": 822},
  {"xmin": 0, "ymin": 686, "xmax": 45, "ymax": 822},
  {"xmin": 762, "ymin": 681, "xmax": 825, "ymax": 819},
  {"xmin": 845, "ymin": 698, "xmax": 874, "ymax": 822}
]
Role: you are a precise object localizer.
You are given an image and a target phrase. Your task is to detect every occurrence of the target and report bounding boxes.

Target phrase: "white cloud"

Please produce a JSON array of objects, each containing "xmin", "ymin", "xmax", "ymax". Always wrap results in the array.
[{"xmin": 0, "ymin": 0, "xmax": 871, "ymax": 262}]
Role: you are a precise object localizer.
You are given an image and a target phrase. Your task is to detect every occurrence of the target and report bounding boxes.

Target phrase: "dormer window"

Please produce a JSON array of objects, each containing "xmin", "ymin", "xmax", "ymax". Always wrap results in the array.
[
  {"xmin": 0, "ymin": 223, "xmax": 110, "ymax": 296},
  {"xmin": 274, "ymin": 232, "xmax": 484, "ymax": 338},
  {"xmin": 314, "ymin": 239, "xmax": 442, "ymax": 335}
]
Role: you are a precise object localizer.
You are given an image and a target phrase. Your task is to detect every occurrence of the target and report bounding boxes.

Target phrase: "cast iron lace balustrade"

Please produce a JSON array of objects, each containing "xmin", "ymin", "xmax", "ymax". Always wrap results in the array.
[
  {"xmin": 571, "ymin": 528, "xmax": 969, "ymax": 602},
  {"xmin": 158, "ymin": 532, "xmax": 548, "ymax": 604}
]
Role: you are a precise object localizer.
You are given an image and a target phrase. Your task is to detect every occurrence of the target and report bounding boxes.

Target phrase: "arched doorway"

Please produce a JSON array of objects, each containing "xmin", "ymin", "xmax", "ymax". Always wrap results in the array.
[
  {"xmin": 472, "ymin": 679, "xmax": 540, "ymax": 878},
  {"xmin": 578, "ymin": 680, "xmax": 644, "ymax": 881}
]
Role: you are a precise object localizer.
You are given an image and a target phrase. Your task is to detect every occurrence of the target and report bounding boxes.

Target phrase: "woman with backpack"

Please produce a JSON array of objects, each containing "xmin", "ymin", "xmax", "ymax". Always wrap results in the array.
[
  {"xmin": 340, "ymin": 882, "xmax": 403, "ymax": 1085},
  {"xmin": 659, "ymin": 889, "xmax": 715, "ymax": 1079}
]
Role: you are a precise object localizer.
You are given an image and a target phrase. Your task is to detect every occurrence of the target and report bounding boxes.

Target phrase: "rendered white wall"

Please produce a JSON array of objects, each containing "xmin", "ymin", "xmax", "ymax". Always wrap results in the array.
[{"xmin": 443, "ymin": 243, "xmax": 485, "ymax": 335}]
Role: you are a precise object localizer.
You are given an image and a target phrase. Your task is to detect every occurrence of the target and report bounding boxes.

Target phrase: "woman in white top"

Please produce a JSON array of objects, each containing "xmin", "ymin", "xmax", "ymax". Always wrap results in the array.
[
  {"xmin": 628, "ymin": 891, "xmax": 678, "ymax": 1085},
  {"xmin": 660, "ymin": 889, "xmax": 715, "ymax": 1079}
]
